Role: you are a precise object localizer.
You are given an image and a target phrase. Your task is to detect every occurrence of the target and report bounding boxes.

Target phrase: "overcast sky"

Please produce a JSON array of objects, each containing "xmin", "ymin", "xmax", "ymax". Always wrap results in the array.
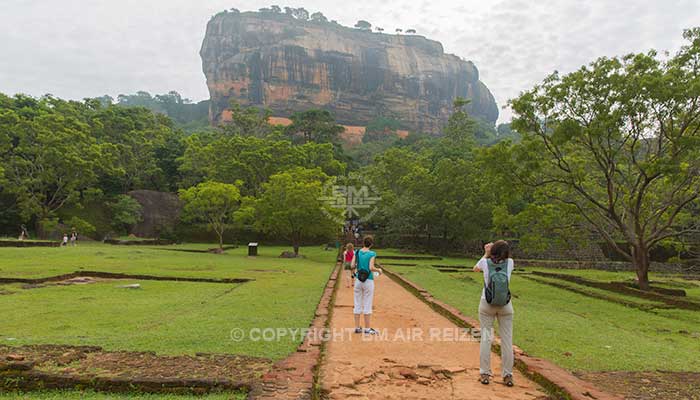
[{"xmin": 1, "ymin": 0, "xmax": 698, "ymax": 123}]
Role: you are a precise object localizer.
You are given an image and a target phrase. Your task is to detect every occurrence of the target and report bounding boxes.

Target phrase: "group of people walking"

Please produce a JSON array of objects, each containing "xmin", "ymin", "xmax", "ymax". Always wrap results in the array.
[{"xmin": 341, "ymin": 237, "xmax": 516, "ymax": 388}]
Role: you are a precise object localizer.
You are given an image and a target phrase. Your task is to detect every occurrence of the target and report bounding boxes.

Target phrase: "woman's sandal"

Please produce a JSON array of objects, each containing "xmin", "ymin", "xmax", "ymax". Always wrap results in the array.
[
  {"xmin": 479, "ymin": 374, "xmax": 490, "ymax": 385},
  {"xmin": 504, "ymin": 374, "xmax": 514, "ymax": 387}
]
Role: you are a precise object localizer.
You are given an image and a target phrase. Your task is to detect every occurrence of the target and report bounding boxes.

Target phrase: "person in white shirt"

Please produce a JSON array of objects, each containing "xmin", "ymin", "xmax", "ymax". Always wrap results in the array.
[{"xmin": 473, "ymin": 240, "xmax": 515, "ymax": 387}]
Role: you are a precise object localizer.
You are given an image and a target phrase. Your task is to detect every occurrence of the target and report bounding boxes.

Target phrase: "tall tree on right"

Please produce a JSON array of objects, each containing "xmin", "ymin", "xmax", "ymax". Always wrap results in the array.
[{"xmin": 508, "ymin": 28, "xmax": 700, "ymax": 290}]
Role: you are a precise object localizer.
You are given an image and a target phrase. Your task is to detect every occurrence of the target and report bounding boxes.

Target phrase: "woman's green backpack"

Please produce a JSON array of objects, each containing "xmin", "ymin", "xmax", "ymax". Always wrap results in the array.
[{"xmin": 484, "ymin": 259, "xmax": 511, "ymax": 306}]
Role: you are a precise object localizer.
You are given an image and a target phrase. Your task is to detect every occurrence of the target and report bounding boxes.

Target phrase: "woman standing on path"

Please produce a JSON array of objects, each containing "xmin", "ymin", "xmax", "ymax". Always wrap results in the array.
[
  {"xmin": 342, "ymin": 243, "xmax": 355, "ymax": 288},
  {"xmin": 352, "ymin": 235, "xmax": 382, "ymax": 335},
  {"xmin": 473, "ymin": 240, "xmax": 515, "ymax": 387}
]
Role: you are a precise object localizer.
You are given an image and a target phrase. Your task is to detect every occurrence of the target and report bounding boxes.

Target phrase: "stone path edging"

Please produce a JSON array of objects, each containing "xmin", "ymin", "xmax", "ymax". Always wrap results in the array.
[
  {"xmin": 383, "ymin": 267, "xmax": 624, "ymax": 400},
  {"xmin": 251, "ymin": 263, "xmax": 341, "ymax": 400}
]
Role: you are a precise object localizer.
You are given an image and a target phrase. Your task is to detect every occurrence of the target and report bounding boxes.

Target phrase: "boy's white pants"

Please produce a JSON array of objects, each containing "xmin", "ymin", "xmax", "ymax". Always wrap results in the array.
[
  {"xmin": 478, "ymin": 298, "xmax": 514, "ymax": 377},
  {"xmin": 353, "ymin": 279, "xmax": 374, "ymax": 314}
]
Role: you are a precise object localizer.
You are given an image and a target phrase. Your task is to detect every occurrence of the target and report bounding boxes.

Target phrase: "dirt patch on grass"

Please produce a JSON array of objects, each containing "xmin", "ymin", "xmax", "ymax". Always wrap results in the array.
[
  {"xmin": 0, "ymin": 271, "xmax": 252, "ymax": 285},
  {"xmin": 576, "ymin": 371, "xmax": 700, "ymax": 400},
  {"xmin": 0, "ymin": 344, "xmax": 271, "ymax": 394}
]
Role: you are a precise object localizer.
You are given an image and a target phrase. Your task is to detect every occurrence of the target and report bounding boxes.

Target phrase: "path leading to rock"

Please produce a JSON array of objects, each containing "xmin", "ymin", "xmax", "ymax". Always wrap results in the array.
[{"xmin": 319, "ymin": 273, "xmax": 547, "ymax": 400}]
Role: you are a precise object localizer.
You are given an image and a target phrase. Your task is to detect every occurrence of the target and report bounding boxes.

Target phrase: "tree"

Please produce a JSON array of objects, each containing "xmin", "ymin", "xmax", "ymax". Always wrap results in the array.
[
  {"xmin": 284, "ymin": 109, "xmax": 344, "ymax": 144},
  {"xmin": 109, "ymin": 194, "xmax": 143, "ymax": 235},
  {"xmin": 310, "ymin": 11, "xmax": 327, "ymax": 22},
  {"xmin": 295, "ymin": 8, "xmax": 310, "ymax": 20},
  {"xmin": 406, "ymin": 29, "xmax": 417, "ymax": 34},
  {"xmin": 355, "ymin": 20, "xmax": 372, "ymax": 30},
  {"xmin": 444, "ymin": 97, "xmax": 476, "ymax": 144},
  {"xmin": 250, "ymin": 168, "xmax": 341, "ymax": 255},
  {"xmin": 270, "ymin": 5, "xmax": 281, "ymax": 13},
  {"xmin": 375, "ymin": 27, "xmax": 384, "ymax": 32},
  {"xmin": 395, "ymin": 28, "xmax": 403, "ymax": 34},
  {"xmin": 66, "ymin": 216, "xmax": 96, "ymax": 238},
  {"xmin": 220, "ymin": 100, "xmax": 273, "ymax": 137},
  {"xmin": 507, "ymin": 28, "xmax": 700, "ymax": 290},
  {"xmin": 0, "ymin": 94, "xmax": 103, "ymax": 236},
  {"xmin": 92, "ymin": 105, "xmax": 177, "ymax": 192},
  {"xmin": 284, "ymin": 7, "xmax": 309, "ymax": 20},
  {"xmin": 179, "ymin": 133, "xmax": 344, "ymax": 195},
  {"xmin": 179, "ymin": 182, "xmax": 242, "ymax": 250}
]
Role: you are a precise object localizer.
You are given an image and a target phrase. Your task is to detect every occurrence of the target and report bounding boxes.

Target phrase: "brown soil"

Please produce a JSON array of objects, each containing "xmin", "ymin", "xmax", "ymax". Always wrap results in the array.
[
  {"xmin": 0, "ymin": 345, "xmax": 271, "ymax": 393},
  {"xmin": 576, "ymin": 371, "xmax": 700, "ymax": 400},
  {"xmin": 319, "ymin": 274, "xmax": 548, "ymax": 399}
]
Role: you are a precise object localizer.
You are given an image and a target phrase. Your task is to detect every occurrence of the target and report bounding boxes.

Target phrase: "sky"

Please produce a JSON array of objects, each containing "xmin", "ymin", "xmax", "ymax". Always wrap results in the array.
[{"xmin": 1, "ymin": 0, "xmax": 699, "ymax": 123}]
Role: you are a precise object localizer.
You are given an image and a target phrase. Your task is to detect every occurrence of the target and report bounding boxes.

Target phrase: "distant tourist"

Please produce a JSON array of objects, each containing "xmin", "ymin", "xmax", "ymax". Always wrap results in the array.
[
  {"xmin": 62, "ymin": 233, "xmax": 68, "ymax": 246},
  {"xmin": 352, "ymin": 235, "xmax": 382, "ymax": 335},
  {"xmin": 70, "ymin": 230, "xmax": 77, "ymax": 246},
  {"xmin": 473, "ymin": 240, "xmax": 515, "ymax": 387},
  {"xmin": 342, "ymin": 243, "xmax": 355, "ymax": 288},
  {"xmin": 18, "ymin": 225, "xmax": 28, "ymax": 241}
]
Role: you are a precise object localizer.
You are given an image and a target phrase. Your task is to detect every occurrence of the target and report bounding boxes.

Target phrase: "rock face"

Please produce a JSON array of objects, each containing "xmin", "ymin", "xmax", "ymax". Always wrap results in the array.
[{"xmin": 200, "ymin": 11, "xmax": 498, "ymax": 133}]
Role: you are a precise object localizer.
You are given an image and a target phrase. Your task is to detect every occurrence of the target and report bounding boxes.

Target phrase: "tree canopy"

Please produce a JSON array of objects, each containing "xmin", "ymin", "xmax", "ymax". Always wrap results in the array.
[{"xmin": 502, "ymin": 28, "xmax": 700, "ymax": 289}]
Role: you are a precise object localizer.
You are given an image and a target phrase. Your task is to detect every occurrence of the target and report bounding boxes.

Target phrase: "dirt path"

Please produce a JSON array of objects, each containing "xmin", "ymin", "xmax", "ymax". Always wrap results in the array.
[{"xmin": 319, "ymin": 273, "xmax": 547, "ymax": 400}]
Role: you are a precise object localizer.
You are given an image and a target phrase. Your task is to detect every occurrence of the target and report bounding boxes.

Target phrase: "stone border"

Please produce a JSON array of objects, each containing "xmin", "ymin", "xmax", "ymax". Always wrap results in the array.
[
  {"xmin": 0, "ymin": 345, "xmax": 264, "ymax": 395},
  {"xmin": 0, "ymin": 240, "xmax": 60, "ymax": 248},
  {"xmin": 0, "ymin": 363, "xmax": 248, "ymax": 395},
  {"xmin": 104, "ymin": 239, "xmax": 174, "ymax": 245},
  {"xmin": 251, "ymin": 263, "xmax": 340, "ymax": 400},
  {"xmin": 382, "ymin": 267, "xmax": 624, "ymax": 400},
  {"xmin": 0, "ymin": 271, "xmax": 252, "ymax": 285},
  {"xmin": 531, "ymin": 271, "xmax": 700, "ymax": 310},
  {"xmin": 378, "ymin": 255, "xmax": 443, "ymax": 260}
]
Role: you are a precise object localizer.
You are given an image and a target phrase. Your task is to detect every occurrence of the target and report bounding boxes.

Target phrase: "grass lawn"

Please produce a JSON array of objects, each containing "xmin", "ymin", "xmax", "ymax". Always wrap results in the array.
[
  {"xmin": 0, "ymin": 243, "xmax": 336, "ymax": 360},
  {"xmin": 379, "ymin": 251, "xmax": 700, "ymax": 372},
  {"xmin": 0, "ymin": 391, "xmax": 245, "ymax": 399}
]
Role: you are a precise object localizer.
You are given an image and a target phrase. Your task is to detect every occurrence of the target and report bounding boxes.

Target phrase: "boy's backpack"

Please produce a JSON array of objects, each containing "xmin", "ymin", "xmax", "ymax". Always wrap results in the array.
[
  {"xmin": 484, "ymin": 259, "xmax": 511, "ymax": 306},
  {"xmin": 355, "ymin": 249, "xmax": 370, "ymax": 282}
]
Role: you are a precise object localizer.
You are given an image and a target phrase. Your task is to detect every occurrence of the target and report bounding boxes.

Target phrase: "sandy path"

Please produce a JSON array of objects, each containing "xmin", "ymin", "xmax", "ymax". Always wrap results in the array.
[{"xmin": 319, "ymin": 273, "xmax": 547, "ymax": 400}]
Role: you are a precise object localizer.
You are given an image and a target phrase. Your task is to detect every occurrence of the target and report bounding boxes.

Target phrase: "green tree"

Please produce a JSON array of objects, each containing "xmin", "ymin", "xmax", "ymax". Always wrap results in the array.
[
  {"xmin": 0, "ymin": 94, "xmax": 103, "ymax": 236},
  {"xmin": 444, "ymin": 97, "xmax": 476, "ymax": 144},
  {"xmin": 354, "ymin": 20, "xmax": 372, "ymax": 30},
  {"xmin": 310, "ymin": 11, "xmax": 327, "ymax": 22},
  {"xmin": 250, "ymin": 168, "xmax": 342, "ymax": 255},
  {"xmin": 220, "ymin": 100, "xmax": 273, "ymax": 137},
  {"xmin": 179, "ymin": 134, "xmax": 344, "ymax": 195},
  {"xmin": 66, "ymin": 216, "xmax": 96, "ymax": 238},
  {"xmin": 109, "ymin": 194, "xmax": 143, "ymax": 235},
  {"xmin": 507, "ymin": 28, "xmax": 700, "ymax": 289},
  {"xmin": 284, "ymin": 109, "xmax": 344, "ymax": 144},
  {"xmin": 179, "ymin": 182, "xmax": 242, "ymax": 250},
  {"xmin": 92, "ymin": 105, "xmax": 177, "ymax": 192}
]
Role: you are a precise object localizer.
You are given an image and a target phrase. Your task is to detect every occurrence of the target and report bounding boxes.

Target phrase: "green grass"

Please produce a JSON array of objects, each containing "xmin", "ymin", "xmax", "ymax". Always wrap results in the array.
[
  {"xmin": 0, "ymin": 390, "xmax": 245, "ymax": 399},
  {"xmin": 0, "ymin": 243, "xmax": 336, "ymax": 360},
  {"xmin": 382, "ymin": 254, "xmax": 700, "ymax": 372}
]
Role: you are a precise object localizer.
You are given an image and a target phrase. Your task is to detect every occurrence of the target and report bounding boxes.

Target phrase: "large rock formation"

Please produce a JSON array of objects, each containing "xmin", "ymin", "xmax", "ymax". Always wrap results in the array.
[{"xmin": 201, "ymin": 11, "xmax": 498, "ymax": 133}]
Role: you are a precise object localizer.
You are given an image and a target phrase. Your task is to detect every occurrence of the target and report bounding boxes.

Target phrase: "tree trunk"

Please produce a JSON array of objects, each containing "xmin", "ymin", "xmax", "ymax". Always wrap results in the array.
[
  {"xmin": 216, "ymin": 229, "xmax": 224, "ymax": 250},
  {"xmin": 632, "ymin": 244, "xmax": 651, "ymax": 290},
  {"xmin": 293, "ymin": 243, "xmax": 300, "ymax": 256}
]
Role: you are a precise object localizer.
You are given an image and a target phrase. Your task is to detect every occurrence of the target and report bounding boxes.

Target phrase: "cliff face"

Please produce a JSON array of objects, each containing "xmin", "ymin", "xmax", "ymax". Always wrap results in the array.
[{"xmin": 201, "ymin": 11, "xmax": 498, "ymax": 133}]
